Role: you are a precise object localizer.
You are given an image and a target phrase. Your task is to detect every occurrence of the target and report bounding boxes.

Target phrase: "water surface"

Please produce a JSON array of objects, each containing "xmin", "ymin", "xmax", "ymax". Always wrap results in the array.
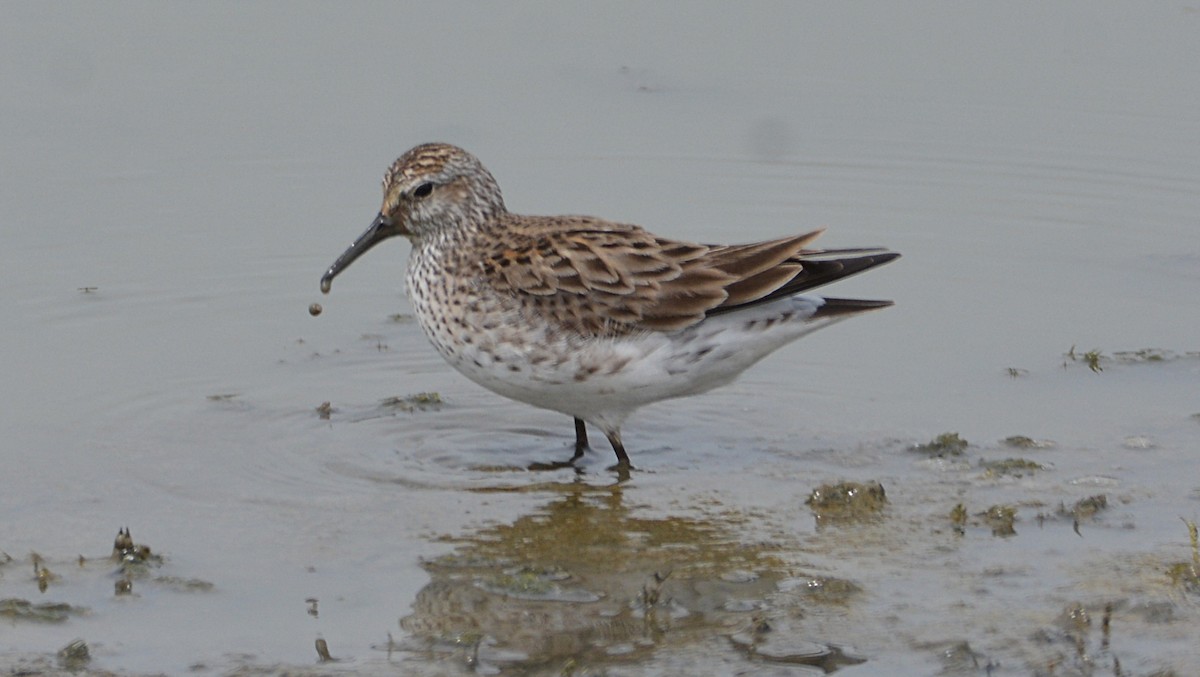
[{"xmin": 2, "ymin": 3, "xmax": 1199, "ymax": 675}]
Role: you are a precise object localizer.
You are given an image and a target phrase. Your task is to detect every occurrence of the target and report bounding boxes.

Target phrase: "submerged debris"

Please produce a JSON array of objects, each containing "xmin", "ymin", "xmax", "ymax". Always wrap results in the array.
[{"xmin": 911, "ymin": 432, "xmax": 968, "ymax": 457}]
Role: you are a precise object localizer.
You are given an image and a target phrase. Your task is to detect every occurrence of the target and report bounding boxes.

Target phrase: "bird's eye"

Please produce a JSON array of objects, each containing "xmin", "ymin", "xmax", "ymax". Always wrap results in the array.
[{"xmin": 413, "ymin": 182, "xmax": 434, "ymax": 198}]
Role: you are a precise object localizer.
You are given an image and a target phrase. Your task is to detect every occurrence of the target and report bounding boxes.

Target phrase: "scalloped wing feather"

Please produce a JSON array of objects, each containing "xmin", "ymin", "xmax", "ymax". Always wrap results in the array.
[{"xmin": 477, "ymin": 217, "xmax": 886, "ymax": 336}]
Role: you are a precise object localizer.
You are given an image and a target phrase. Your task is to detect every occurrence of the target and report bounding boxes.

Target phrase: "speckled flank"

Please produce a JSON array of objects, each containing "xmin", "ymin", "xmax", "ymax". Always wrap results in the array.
[{"xmin": 321, "ymin": 143, "xmax": 898, "ymax": 466}]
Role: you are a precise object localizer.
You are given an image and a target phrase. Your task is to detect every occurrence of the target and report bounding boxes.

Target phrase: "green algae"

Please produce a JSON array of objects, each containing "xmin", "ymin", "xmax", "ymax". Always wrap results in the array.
[
  {"xmin": 911, "ymin": 432, "xmax": 968, "ymax": 457},
  {"xmin": 980, "ymin": 457, "xmax": 1045, "ymax": 478},
  {"xmin": 805, "ymin": 481, "xmax": 887, "ymax": 524}
]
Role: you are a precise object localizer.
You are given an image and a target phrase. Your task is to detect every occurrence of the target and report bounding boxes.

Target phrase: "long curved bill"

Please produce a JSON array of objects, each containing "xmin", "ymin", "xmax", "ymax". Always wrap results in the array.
[{"xmin": 319, "ymin": 213, "xmax": 398, "ymax": 294}]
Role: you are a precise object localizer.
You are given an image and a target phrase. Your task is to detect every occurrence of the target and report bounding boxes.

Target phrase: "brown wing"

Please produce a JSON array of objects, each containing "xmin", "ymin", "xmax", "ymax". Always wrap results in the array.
[{"xmin": 478, "ymin": 215, "xmax": 894, "ymax": 336}]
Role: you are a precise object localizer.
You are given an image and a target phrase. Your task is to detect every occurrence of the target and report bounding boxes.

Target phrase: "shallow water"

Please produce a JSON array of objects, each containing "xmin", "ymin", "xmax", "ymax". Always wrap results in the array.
[{"xmin": 3, "ymin": 3, "xmax": 1199, "ymax": 675}]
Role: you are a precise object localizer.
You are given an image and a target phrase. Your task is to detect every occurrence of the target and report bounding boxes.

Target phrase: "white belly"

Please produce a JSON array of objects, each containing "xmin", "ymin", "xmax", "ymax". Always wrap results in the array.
[{"xmin": 413, "ymin": 293, "xmax": 843, "ymax": 430}]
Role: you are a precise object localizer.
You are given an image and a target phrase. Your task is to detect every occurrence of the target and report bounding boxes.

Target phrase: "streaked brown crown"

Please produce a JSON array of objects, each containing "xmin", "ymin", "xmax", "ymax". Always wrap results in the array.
[{"xmin": 379, "ymin": 143, "xmax": 505, "ymax": 239}]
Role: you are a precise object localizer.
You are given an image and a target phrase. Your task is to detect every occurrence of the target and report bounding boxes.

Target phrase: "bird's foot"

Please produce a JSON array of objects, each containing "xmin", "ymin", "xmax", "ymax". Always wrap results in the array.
[{"xmin": 527, "ymin": 459, "xmax": 584, "ymax": 473}]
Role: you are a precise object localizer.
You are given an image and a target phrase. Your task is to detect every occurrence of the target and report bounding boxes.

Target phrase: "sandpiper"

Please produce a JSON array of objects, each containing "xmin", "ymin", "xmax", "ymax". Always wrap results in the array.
[{"xmin": 320, "ymin": 143, "xmax": 898, "ymax": 469}]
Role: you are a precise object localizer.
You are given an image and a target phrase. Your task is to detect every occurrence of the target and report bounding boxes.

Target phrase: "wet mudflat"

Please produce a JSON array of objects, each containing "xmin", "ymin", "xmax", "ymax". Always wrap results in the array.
[{"xmin": 3, "ymin": 3, "xmax": 1199, "ymax": 675}]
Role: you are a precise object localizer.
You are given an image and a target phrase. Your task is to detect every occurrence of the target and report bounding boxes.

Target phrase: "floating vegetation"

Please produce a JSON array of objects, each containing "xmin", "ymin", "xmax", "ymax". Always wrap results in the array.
[
  {"xmin": 57, "ymin": 639, "xmax": 90, "ymax": 670},
  {"xmin": 0, "ymin": 598, "xmax": 87, "ymax": 623},
  {"xmin": 1059, "ymin": 495, "xmax": 1109, "ymax": 536},
  {"xmin": 153, "ymin": 576, "xmax": 215, "ymax": 592},
  {"xmin": 980, "ymin": 457, "xmax": 1046, "ymax": 479},
  {"xmin": 1002, "ymin": 435, "xmax": 1055, "ymax": 450},
  {"xmin": 1113, "ymin": 348, "xmax": 1168, "ymax": 362},
  {"xmin": 32, "ymin": 554, "xmax": 58, "ymax": 592},
  {"xmin": 110, "ymin": 528, "xmax": 162, "ymax": 584},
  {"xmin": 1110, "ymin": 348, "xmax": 1200, "ymax": 363},
  {"xmin": 112, "ymin": 527, "xmax": 155, "ymax": 563},
  {"xmin": 1029, "ymin": 602, "xmax": 1124, "ymax": 676},
  {"xmin": 805, "ymin": 481, "xmax": 887, "ymax": 523},
  {"xmin": 983, "ymin": 505, "xmax": 1017, "ymax": 537},
  {"xmin": 1166, "ymin": 518, "xmax": 1199, "ymax": 592},
  {"xmin": 911, "ymin": 432, "xmax": 968, "ymax": 457},
  {"xmin": 1067, "ymin": 495, "xmax": 1108, "ymax": 520},
  {"xmin": 315, "ymin": 401, "xmax": 334, "ymax": 419},
  {"xmin": 1121, "ymin": 435, "xmax": 1155, "ymax": 450},
  {"xmin": 315, "ymin": 638, "xmax": 335, "ymax": 663},
  {"xmin": 381, "ymin": 392, "xmax": 443, "ymax": 412},
  {"xmin": 206, "ymin": 393, "xmax": 239, "ymax": 401},
  {"xmin": 1005, "ymin": 367, "xmax": 1028, "ymax": 378},
  {"xmin": 1064, "ymin": 345, "xmax": 1200, "ymax": 372},
  {"xmin": 388, "ymin": 313, "xmax": 414, "ymax": 323},
  {"xmin": 950, "ymin": 503, "xmax": 968, "ymax": 535},
  {"xmin": 1064, "ymin": 344, "xmax": 1104, "ymax": 372}
]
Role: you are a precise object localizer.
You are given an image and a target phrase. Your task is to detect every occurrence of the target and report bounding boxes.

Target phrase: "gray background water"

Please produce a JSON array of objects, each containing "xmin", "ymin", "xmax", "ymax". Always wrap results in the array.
[{"xmin": 3, "ymin": 3, "xmax": 1198, "ymax": 675}]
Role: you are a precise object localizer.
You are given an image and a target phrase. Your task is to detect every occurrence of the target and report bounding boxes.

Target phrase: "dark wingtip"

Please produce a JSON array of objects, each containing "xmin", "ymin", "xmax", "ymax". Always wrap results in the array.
[
  {"xmin": 813, "ymin": 297, "xmax": 895, "ymax": 318},
  {"xmin": 705, "ymin": 247, "xmax": 900, "ymax": 318}
]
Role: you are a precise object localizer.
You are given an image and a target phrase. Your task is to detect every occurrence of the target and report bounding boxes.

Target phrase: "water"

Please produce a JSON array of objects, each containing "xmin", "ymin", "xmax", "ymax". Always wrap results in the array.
[{"xmin": 2, "ymin": 3, "xmax": 1198, "ymax": 675}]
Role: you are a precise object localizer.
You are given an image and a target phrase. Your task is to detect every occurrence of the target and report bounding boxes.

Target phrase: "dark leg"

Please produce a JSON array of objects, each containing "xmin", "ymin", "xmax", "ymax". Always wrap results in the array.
[
  {"xmin": 603, "ymin": 428, "xmax": 632, "ymax": 469},
  {"xmin": 571, "ymin": 417, "xmax": 589, "ymax": 461},
  {"xmin": 527, "ymin": 417, "xmax": 591, "ymax": 472}
]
